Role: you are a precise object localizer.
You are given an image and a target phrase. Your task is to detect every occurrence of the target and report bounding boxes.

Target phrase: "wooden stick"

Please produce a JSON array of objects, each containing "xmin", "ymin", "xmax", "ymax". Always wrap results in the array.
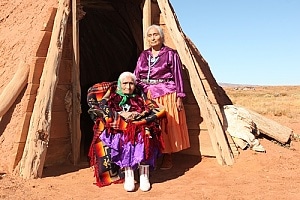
[{"xmin": 0, "ymin": 60, "xmax": 29, "ymax": 118}]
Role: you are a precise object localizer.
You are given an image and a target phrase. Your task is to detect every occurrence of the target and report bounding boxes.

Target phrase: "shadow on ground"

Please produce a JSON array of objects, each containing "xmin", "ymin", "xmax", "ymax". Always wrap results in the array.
[
  {"xmin": 42, "ymin": 161, "xmax": 90, "ymax": 178},
  {"xmin": 151, "ymin": 153, "xmax": 201, "ymax": 183},
  {"xmin": 42, "ymin": 152, "xmax": 201, "ymax": 181}
]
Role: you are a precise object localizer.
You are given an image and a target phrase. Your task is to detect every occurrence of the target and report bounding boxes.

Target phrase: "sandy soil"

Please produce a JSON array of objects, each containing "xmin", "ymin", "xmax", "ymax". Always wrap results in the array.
[
  {"xmin": 1, "ymin": 135, "xmax": 300, "ymax": 200},
  {"xmin": 1, "ymin": 1, "xmax": 300, "ymax": 199}
]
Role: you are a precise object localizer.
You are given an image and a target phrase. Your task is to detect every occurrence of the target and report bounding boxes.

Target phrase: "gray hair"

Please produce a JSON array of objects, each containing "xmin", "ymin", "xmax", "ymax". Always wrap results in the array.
[
  {"xmin": 145, "ymin": 24, "xmax": 165, "ymax": 43},
  {"xmin": 118, "ymin": 71, "xmax": 136, "ymax": 84}
]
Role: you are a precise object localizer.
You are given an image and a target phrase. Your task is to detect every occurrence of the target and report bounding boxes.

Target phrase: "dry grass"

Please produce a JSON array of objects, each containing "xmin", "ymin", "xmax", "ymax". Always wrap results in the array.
[{"xmin": 223, "ymin": 85, "xmax": 300, "ymax": 133}]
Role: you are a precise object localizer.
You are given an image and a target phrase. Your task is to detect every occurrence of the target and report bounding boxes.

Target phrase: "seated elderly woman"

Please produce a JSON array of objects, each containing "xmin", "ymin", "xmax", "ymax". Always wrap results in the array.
[{"xmin": 87, "ymin": 71, "xmax": 165, "ymax": 192}]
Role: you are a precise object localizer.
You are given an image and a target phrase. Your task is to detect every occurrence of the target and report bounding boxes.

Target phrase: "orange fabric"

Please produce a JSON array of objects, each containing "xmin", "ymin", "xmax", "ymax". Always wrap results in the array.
[
  {"xmin": 151, "ymin": 92, "xmax": 190, "ymax": 153},
  {"xmin": 87, "ymin": 82, "xmax": 166, "ymax": 129}
]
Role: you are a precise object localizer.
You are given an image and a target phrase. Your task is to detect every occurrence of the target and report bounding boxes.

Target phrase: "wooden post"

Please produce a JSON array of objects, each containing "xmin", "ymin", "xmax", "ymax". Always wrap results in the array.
[
  {"xmin": 71, "ymin": 0, "xmax": 82, "ymax": 165},
  {"xmin": 156, "ymin": 0, "xmax": 234, "ymax": 165},
  {"xmin": 142, "ymin": 0, "xmax": 152, "ymax": 49},
  {"xmin": 18, "ymin": 0, "xmax": 71, "ymax": 179}
]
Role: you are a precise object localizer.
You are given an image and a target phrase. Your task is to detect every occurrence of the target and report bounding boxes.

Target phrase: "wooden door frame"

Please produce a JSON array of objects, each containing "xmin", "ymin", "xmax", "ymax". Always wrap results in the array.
[{"xmin": 71, "ymin": 0, "xmax": 82, "ymax": 165}]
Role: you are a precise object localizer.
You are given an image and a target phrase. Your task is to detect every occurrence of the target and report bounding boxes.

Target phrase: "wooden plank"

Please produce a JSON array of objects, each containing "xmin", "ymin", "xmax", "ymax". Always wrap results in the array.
[
  {"xmin": 245, "ymin": 107, "xmax": 292, "ymax": 144},
  {"xmin": 200, "ymin": 130, "xmax": 216, "ymax": 156},
  {"xmin": 202, "ymin": 95, "xmax": 234, "ymax": 164},
  {"xmin": 45, "ymin": 138, "xmax": 71, "ymax": 166},
  {"xmin": 180, "ymin": 129, "xmax": 216, "ymax": 157},
  {"xmin": 0, "ymin": 60, "xmax": 29, "ymax": 118},
  {"xmin": 49, "ymin": 112, "xmax": 69, "ymax": 139},
  {"xmin": 225, "ymin": 131, "xmax": 240, "ymax": 157},
  {"xmin": 156, "ymin": 0, "xmax": 234, "ymax": 165},
  {"xmin": 18, "ymin": 0, "xmax": 71, "ymax": 179}
]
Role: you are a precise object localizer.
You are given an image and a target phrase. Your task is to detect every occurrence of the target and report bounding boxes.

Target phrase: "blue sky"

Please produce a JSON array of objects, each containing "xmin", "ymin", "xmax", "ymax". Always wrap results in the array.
[{"xmin": 170, "ymin": 0, "xmax": 300, "ymax": 86}]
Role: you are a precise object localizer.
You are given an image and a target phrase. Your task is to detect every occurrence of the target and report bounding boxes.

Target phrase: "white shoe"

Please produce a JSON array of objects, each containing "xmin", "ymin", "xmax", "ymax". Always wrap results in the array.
[
  {"xmin": 139, "ymin": 165, "xmax": 150, "ymax": 192},
  {"xmin": 124, "ymin": 167, "xmax": 135, "ymax": 192}
]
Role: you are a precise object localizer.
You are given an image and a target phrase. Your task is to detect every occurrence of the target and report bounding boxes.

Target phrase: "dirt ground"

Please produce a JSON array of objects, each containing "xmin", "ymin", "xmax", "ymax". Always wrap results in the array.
[
  {"xmin": 1, "ymin": 131, "xmax": 300, "ymax": 200},
  {"xmin": 1, "ymin": 1, "xmax": 300, "ymax": 199}
]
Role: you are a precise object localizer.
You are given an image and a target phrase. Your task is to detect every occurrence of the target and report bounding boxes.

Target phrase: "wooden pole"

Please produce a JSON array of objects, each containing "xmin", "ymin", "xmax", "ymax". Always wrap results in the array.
[
  {"xmin": 71, "ymin": 0, "xmax": 82, "ymax": 165},
  {"xmin": 0, "ymin": 60, "xmax": 29, "ymax": 118},
  {"xmin": 142, "ymin": 0, "xmax": 152, "ymax": 49},
  {"xmin": 18, "ymin": 0, "xmax": 71, "ymax": 179}
]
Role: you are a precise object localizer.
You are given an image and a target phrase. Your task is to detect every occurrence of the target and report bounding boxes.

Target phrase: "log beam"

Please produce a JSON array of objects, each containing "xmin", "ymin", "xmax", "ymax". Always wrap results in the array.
[
  {"xmin": 18, "ymin": 0, "xmax": 71, "ymax": 179},
  {"xmin": 245, "ymin": 107, "xmax": 292, "ymax": 144},
  {"xmin": 71, "ymin": 0, "xmax": 82, "ymax": 165},
  {"xmin": 0, "ymin": 61, "xmax": 29, "ymax": 118}
]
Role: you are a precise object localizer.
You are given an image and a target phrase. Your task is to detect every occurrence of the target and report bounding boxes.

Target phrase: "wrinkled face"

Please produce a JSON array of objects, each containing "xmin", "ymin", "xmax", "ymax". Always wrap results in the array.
[
  {"xmin": 120, "ymin": 76, "xmax": 135, "ymax": 95},
  {"xmin": 147, "ymin": 27, "xmax": 163, "ymax": 48}
]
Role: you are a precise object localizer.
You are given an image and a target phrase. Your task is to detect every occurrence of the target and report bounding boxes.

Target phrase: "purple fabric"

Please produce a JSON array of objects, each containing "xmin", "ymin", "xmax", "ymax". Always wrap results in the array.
[
  {"xmin": 99, "ymin": 129, "xmax": 157, "ymax": 170},
  {"xmin": 134, "ymin": 45, "xmax": 186, "ymax": 99}
]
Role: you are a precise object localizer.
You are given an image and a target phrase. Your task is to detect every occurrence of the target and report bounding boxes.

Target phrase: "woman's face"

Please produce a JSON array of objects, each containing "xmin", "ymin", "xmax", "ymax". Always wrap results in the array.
[
  {"xmin": 120, "ymin": 76, "xmax": 135, "ymax": 95},
  {"xmin": 147, "ymin": 27, "xmax": 163, "ymax": 48}
]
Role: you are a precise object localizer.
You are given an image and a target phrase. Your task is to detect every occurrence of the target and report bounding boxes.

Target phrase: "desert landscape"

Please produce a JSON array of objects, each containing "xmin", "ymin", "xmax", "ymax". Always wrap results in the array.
[
  {"xmin": 1, "ymin": 1, "xmax": 300, "ymax": 199},
  {"xmin": 1, "ymin": 85, "xmax": 300, "ymax": 200}
]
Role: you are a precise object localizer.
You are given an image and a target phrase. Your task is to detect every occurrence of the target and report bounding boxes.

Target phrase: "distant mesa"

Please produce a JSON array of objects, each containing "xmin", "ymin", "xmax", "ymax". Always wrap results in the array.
[{"xmin": 218, "ymin": 82, "xmax": 258, "ymax": 90}]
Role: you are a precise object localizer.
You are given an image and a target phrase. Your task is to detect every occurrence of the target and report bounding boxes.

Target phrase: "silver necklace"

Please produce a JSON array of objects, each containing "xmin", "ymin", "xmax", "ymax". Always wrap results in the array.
[
  {"xmin": 122, "ymin": 104, "xmax": 131, "ymax": 112},
  {"xmin": 147, "ymin": 55, "xmax": 159, "ymax": 81}
]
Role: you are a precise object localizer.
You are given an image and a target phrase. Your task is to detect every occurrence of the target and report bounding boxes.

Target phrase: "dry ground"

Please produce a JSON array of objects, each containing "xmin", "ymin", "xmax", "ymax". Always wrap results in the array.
[
  {"xmin": 1, "ymin": 86, "xmax": 300, "ymax": 200},
  {"xmin": 1, "ymin": 139, "xmax": 300, "ymax": 200},
  {"xmin": 1, "ymin": 2, "xmax": 300, "ymax": 199}
]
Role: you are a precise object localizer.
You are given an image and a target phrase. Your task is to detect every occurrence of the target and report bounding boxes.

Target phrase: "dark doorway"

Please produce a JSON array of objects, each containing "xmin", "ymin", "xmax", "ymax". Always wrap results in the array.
[{"xmin": 78, "ymin": 1, "xmax": 143, "ymax": 160}]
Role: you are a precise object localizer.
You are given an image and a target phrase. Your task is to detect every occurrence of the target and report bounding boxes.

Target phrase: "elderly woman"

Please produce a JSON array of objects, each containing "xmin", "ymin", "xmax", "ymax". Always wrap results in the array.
[
  {"xmin": 134, "ymin": 24, "xmax": 190, "ymax": 170},
  {"xmin": 88, "ymin": 72, "xmax": 164, "ymax": 192}
]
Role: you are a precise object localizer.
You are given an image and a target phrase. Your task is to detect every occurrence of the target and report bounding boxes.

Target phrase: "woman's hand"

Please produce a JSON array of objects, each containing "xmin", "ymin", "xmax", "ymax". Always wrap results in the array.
[
  {"xmin": 176, "ymin": 97, "xmax": 184, "ymax": 111},
  {"xmin": 120, "ymin": 111, "xmax": 140, "ymax": 120}
]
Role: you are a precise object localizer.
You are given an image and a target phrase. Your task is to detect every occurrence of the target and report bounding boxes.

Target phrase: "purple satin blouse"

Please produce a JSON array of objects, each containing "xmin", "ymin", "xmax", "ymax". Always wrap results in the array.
[{"xmin": 134, "ymin": 45, "xmax": 186, "ymax": 99}]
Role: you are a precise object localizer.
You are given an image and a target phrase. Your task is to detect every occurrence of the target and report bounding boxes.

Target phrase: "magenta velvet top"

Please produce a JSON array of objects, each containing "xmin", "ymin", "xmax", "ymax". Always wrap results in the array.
[{"xmin": 134, "ymin": 45, "xmax": 186, "ymax": 99}]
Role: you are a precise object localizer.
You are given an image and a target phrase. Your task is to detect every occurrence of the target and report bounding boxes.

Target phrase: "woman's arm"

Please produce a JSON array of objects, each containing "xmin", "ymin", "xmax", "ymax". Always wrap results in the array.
[{"xmin": 170, "ymin": 50, "xmax": 186, "ymax": 99}]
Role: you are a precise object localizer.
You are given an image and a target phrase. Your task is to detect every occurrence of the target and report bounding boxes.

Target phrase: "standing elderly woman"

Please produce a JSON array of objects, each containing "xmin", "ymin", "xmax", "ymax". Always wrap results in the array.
[
  {"xmin": 96, "ymin": 71, "xmax": 164, "ymax": 192},
  {"xmin": 134, "ymin": 24, "xmax": 190, "ymax": 170}
]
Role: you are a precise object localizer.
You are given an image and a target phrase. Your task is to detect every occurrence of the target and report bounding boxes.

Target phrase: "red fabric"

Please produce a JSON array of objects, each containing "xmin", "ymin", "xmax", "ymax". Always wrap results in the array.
[{"xmin": 87, "ymin": 81, "xmax": 166, "ymax": 187}]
